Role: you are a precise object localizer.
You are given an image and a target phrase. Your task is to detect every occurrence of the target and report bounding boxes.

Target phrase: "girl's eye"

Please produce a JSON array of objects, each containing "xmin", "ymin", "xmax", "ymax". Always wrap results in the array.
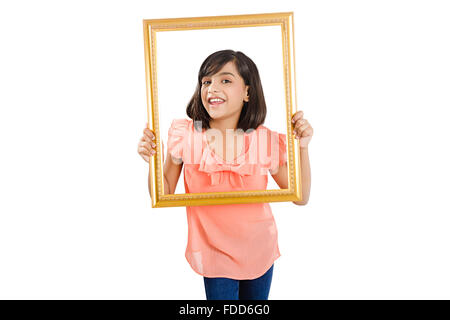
[{"xmin": 202, "ymin": 79, "xmax": 231, "ymax": 85}]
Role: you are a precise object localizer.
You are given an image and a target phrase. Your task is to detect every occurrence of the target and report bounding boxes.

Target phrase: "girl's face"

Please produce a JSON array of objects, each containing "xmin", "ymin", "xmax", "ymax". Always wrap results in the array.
[{"xmin": 200, "ymin": 61, "xmax": 249, "ymax": 123}]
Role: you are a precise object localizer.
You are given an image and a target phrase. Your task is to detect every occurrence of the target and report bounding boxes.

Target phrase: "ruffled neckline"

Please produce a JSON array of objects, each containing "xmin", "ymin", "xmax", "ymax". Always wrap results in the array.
[
  {"xmin": 196, "ymin": 125, "xmax": 260, "ymax": 188},
  {"xmin": 201, "ymin": 127, "xmax": 257, "ymax": 165}
]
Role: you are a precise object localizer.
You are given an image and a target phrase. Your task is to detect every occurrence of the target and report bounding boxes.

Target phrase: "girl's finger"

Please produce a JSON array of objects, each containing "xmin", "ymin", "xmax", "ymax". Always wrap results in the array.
[
  {"xmin": 299, "ymin": 123, "xmax": 310, "ymax": 133},
  {"xmin": 138, "ymin": 146, "xmax": 151, "ymax": 155},
  {"xmin": 291, "ymin": 110, "xmax": 304, "ymax": 124},
  {"xmin": 294, "ymin": 119, "xmax": 307, "ymax": 129},
  {"xmin": 139, "ymin": 139, "xmax": 149, "ymax": 147},
  {"xmin": 140, "ymin": 143, "xmax": 153, "ymax": 153},
  {"xmin": 141, "ymin": 135, "xmax": 151, "ymax": 144},
  {"xmin": 143, "ymin": 128, "xmax": 152, "ymax": 138},
  {"xmin": 149, "ymin": 140, "xmax": 156, "ymax": 148},
  {"xmin": 142, "ymin": 141, "xmax": 156, "ymax": 152},
  {"xmin": 141, "ymin": 136, "xmax": 156, "ymax": 148},
  {"xmin": 303, "ymin": 127, "xmax": 313, "ymax": 136},
  {"xmin": 140, "ymin": 145, "xmax": 156, "ymax": 157},
  {"xmin": 143, "ymin": 128, "xmax": 156, "ymax": 140}
]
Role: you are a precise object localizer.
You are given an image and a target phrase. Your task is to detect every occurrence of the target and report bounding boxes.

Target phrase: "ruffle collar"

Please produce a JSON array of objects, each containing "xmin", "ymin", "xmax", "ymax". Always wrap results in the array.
[{"xmin": 197, "ymin": 126, "xmax": 260, "ymax": 188}]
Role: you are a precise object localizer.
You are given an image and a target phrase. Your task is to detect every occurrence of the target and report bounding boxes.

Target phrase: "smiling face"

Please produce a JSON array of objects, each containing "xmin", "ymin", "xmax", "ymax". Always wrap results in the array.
[{"xmin": 200, "ymin": 61, "xmax": 249, "ymax": 124}]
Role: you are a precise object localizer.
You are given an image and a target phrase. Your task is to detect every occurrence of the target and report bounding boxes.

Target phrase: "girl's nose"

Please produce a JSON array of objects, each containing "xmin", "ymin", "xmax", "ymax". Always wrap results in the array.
[
  {"xmin": 208, "ymin": 86, "xmax": 219, "ymax": 93},
  {"xmin": 208, "ymin": 81, "xmax": 220, "ymax": 92}
]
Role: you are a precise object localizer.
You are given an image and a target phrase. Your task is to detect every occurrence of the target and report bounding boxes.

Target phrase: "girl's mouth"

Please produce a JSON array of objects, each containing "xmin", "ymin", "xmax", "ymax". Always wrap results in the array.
[
  {"xmin": 208, "ymin": 98, "xmax": 225, "ymax": 107},
  {"xmin": 209, "ymin": 101, "xmax": 224, "ymax": 107}
]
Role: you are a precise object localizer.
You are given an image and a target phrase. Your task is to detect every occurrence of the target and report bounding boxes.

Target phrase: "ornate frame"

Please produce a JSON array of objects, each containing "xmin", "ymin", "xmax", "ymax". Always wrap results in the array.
[{"xmin": 143, "ymin": 12, "xmax": 302, "ymax": 208}]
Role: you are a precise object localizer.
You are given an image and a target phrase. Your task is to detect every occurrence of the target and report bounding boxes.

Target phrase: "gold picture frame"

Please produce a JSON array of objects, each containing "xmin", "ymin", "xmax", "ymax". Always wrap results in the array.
[{"xmin": 143, "ymin": 11, "xmax": 302, "ymax": 208}]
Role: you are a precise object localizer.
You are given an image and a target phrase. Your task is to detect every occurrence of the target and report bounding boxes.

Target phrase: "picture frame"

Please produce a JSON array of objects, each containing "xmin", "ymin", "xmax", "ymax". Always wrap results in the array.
[{"xmin": 143, "ymin": 11, "xmax": 302, "ymax": 208}]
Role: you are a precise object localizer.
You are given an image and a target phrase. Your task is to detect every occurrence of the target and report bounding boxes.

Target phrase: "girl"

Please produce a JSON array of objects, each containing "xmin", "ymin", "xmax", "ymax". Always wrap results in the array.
[{"xmin": 138, "ymin": 50, "xmax": 313, "ymax": 300}]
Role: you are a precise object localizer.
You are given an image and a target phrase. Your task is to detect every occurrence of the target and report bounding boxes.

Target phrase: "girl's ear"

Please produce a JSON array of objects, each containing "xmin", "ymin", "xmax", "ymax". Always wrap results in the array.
[{"xmin": 244, "ymin": 85, "xmax": 250, "ymax": 102}]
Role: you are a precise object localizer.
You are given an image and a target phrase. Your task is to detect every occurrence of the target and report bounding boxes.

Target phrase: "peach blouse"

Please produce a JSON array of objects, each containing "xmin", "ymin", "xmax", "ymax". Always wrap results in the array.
[{"xmin": 167, "ymin": 118, "xmax": 287, "ymax": 280}]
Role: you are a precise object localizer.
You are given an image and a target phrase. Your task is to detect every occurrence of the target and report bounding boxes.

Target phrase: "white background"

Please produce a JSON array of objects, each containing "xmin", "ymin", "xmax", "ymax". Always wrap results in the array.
[{"xmin": 0, "ymin": 0, "xmax": 449, "ymax": 299}]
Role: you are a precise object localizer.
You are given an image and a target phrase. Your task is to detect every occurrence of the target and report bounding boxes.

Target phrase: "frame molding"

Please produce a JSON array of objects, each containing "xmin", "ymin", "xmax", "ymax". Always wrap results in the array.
[{"xmin": 143, "ymin": 12, "xmax": 302, "ymax": 208}]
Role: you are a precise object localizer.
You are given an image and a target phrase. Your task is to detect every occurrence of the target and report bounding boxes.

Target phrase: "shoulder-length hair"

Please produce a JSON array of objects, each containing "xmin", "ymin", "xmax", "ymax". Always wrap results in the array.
[{"xmin": 186, "ymin": 50, "xmax": 267, "ymax": 132}]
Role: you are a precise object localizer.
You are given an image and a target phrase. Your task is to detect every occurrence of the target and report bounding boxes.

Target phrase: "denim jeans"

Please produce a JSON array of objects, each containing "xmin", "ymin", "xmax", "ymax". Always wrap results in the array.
[{"xmin": 203, "ymin": 264, "xmax": 274, "ymax": 300}]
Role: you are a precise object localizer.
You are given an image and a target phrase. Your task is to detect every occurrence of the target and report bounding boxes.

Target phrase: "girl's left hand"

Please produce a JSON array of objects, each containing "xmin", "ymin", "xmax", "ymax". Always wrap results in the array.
[{"xmin": 291, "ymin": 110, "xmax": 313, "ymax": 149}]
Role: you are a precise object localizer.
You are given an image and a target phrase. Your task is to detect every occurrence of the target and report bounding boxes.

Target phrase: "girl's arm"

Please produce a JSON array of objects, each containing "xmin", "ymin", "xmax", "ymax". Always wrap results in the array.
[
  {"xmin": 296, "ymin": 147, "xmax": 311, "ymax": 205},
  {"xmin": 270, "ymin": 146, "xmax": 310, "ymax": 205},
  {"xmin": 143, "ymin": 137, "xmax": 183, "ymax": 197},
  {"xmin": 161, "ymin": 147, "xmax": 183, "ymax": 195},
  {"xmin": 140, "ymin": 126, "xmax": 183, "ymax": 197},
  {"xmin": 148, "ymin": 149, "xmax": 183, "ymax": 196},
  {"xmin": 271, "ymin": 110, "xmax": 313, "ymax": 205}
]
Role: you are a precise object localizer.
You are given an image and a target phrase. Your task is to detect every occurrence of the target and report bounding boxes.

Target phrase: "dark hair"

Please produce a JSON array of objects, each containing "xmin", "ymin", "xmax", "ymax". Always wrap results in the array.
[{"xmin": 186, "ymin": 50, "xmax": 267, "ymax": 132}]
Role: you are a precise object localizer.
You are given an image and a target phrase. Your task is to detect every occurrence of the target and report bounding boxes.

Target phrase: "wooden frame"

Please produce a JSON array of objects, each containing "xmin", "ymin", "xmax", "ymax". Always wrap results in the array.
[{"xmin": 143, "ymin": 12, "xmax": 302, "ymax": 208}]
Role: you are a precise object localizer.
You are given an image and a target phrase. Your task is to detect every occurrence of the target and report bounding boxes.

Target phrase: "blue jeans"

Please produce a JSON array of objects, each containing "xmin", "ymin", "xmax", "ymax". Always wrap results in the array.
[{"xmin": 203, "ymin": 264, "xmax": 274, "ymax": 300}]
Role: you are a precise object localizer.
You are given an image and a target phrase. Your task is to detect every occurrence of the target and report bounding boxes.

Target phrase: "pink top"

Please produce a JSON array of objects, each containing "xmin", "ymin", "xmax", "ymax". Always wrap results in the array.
[{"xmin": 167, "ymin": 118, "xmax": 287, "ymax": 280}]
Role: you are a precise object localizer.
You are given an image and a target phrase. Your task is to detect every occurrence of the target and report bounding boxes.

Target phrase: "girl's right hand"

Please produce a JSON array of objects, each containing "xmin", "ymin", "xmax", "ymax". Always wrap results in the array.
[{"xmin": 138, "ymin": 123, "xmax": 163, "ymax": 163}]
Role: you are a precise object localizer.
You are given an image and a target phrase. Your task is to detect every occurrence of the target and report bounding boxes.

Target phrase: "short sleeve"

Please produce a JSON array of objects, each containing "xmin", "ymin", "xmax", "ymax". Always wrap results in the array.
[
  {"xmin": 269, "ymin": 132, "xmax": 287, "ymax": 174},
  {"xmin": 167, "ymin": 118, "xmax": 190, "ymax": 162}
]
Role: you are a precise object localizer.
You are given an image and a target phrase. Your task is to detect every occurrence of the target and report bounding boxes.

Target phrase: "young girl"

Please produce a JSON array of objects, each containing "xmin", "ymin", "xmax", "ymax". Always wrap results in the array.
[{"xmin": 138, "ymin": 50, "xmax": 313, "ymax": 300}]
